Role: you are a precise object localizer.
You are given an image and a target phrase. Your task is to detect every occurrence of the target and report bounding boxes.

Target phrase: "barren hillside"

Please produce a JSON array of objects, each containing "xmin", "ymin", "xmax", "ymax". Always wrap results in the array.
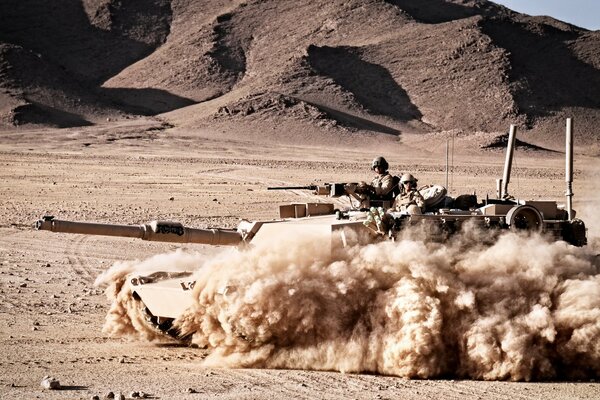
[{"xmin": 1, "ymin": 0, "xmax": 599, "ymax": 144}]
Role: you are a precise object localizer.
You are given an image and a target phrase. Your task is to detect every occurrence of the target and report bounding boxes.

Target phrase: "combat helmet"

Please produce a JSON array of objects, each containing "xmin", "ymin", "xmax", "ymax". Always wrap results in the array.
[
  {"xmin": 400, "ymin": 173, "xmax": 417, "ymax": 184},
  {"xmin": 371, "ymin": 156, "xmax": 389, "ymax": 172}
]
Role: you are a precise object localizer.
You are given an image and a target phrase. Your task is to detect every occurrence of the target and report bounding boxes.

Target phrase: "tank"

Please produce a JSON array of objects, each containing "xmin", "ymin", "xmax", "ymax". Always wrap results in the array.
[{"xmin": 35, "ymin": 119, "xmax": 587, "ymax": 339}]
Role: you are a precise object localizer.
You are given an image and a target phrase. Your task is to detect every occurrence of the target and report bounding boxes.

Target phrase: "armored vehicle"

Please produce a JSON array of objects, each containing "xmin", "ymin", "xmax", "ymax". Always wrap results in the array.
[{"xmin": 35, "ymin": 119, "xmax": 587, "ymax": 338}]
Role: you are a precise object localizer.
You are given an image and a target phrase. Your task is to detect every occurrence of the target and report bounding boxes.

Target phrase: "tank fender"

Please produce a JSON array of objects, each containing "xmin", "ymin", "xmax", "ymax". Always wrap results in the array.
[{"xmin": 237, "ymin": 219, "xmax": 265, "ymax": 243}]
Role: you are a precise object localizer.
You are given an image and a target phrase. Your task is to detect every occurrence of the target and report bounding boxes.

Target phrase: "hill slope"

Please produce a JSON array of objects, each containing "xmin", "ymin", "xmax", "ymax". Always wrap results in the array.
[{"xmin": 1, "ymin": 0, "xmax": 599, "ymax": 143}]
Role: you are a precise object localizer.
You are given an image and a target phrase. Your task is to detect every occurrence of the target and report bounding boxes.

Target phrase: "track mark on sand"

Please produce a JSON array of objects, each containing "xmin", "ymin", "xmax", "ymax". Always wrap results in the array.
[{"xmin": 66, "ymin": 236, "xmax": 99, "ymax": 284}]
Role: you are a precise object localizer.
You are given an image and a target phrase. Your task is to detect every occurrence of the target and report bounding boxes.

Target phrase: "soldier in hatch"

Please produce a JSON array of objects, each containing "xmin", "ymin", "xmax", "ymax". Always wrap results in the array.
[
  {"xmin": 393, "ymin": 173, "xmax": 425, "ymax": 214},
  {"xmin": 348, "ymin": 156, "xmax": 398, "ymax": 209},
  {"xmin": 369, "ymin": 156, "xmax": 396, "ymax": 198}
]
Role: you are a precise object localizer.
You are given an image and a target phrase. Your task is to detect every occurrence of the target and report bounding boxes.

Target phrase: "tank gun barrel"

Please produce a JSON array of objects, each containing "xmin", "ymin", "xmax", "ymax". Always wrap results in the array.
[
  {"xmin": 268, "ymin": 183, "xmax": 361, "ymax": 197},
  {"xmin": 268, "ymin": 184, "xmax": 334, "ymax": 196},
  {"xmin": 267, "ymin": 185, "xmax": 318, "ymax": 191},
  {"xmin": 35, "ymin": 216, "xmax": 243, "ymax": 246}
]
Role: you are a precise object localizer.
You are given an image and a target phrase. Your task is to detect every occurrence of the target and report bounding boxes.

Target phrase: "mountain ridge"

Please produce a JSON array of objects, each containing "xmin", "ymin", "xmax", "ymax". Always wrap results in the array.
[{"xmin": 1, "ymin": 0, "xmax": 598, "ymax": 144}]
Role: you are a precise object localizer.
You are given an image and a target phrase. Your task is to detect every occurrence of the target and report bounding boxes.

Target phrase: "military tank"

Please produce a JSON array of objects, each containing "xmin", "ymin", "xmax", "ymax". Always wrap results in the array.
[{"xmin": 35, "ymin": 119, "xmax": 587, "ymax": 338}]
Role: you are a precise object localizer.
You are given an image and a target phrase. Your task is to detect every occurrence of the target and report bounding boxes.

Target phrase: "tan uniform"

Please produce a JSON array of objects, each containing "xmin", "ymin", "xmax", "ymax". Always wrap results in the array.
[
  {"xmin": 371, "ymin": 173, "xmax": 395, "ymax": 198},
  {"xmin": 393, "ymin": 189, "xmax": 425, "ymax": 213}
]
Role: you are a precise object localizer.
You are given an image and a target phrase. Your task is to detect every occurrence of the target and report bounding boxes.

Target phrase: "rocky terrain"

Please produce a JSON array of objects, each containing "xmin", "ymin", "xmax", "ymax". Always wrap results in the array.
[
  {"xmin": 1, "ymin": 1, "xmax": 600, "ymax": 399},
  {"xmin": 1, "ymin": 0, "xmax": 599, "ymax": 148},
  {"xmin": 1, "ymin": 125, "xmax": 599, "ymax": 399}
]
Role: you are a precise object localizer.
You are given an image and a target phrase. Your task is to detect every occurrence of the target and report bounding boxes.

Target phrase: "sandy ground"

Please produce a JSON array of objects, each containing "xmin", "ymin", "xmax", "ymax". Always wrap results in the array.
[{"xmin": 1, "ymin": 119, "xmax": 599, "ymax": 399}]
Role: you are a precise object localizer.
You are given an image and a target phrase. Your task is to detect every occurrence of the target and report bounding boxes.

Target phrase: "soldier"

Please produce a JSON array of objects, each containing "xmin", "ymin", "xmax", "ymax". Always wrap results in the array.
[
  {"xmin": 369, "ymin": 156, "xmax": 396, "ymax": 198},
  {"xmin": 393, "ymin": 173, "xmax": 425, "ymax": 214},
  {"xmin": 346, "ymin": 156, "xmax": 399, "ymax": 209}
]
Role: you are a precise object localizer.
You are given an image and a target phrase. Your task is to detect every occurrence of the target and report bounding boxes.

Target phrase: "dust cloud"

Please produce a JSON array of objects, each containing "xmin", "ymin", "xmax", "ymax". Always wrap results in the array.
[
  {"xmin": 97, "ymin": 227, "xmax": 600, "ymax": 381},
  {"xmin": 578, "ymin": 158, "xmax": 600, "ymax": 246},
  {"xmin": 94, "ymin": 249, "xmax": 212, "ymax": 341}
]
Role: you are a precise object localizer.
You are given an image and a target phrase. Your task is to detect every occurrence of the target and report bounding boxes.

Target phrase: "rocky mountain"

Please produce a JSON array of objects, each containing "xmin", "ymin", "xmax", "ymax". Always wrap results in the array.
[{"xmin": 1, "ymin": 0, "xmax": 599, "ymax": 143}]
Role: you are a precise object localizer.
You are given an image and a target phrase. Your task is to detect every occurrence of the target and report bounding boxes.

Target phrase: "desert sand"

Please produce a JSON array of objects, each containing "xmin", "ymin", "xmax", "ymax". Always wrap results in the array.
[
  {"xmin": 1, "ymin": 0, "xmax": 600, "ymax": 398},
  {"xmin": 1, "ymin": 117, "xmax": 599, "ymax": 399}
]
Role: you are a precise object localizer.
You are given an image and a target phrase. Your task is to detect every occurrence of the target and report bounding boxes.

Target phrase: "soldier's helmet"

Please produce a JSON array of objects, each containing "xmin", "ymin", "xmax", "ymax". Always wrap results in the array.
[
  {"xmin": 400, "ymin": 173, "xmax": 417, "ymax": 184},
  {"xmin": 371, "ymin": 156, "xmax": 389, "ymax": 172}
]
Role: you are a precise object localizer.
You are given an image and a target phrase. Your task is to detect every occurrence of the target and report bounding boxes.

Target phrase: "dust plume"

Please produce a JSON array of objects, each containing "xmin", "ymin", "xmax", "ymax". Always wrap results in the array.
[
  {"xmin": 94, "ymin": 249, "xmax": 214, "ymax": 341},
  {"xmin": 578, "ymin": 157, "xmax": 600, "ymax": 245},
  {"xmin": 98, "ymin": 227, "xmax": 600, "ymax": 381}
]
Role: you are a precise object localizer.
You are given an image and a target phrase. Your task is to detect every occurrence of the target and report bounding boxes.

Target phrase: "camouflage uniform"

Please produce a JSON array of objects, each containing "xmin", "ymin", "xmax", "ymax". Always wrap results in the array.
[
  {"xmin": 371, "ymin": 172, "xmax": 395, "ymax": 197},
  {"xmin": 393, "ymin": 188, "xmax": 425, "ymax": 213}
]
